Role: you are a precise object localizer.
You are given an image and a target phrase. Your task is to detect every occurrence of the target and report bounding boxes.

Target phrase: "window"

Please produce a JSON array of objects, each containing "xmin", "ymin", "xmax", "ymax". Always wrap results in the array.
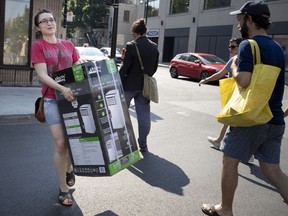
[
  {"xmin": 147, "ymin": 0, "xmax": 159, "ymax": 17},
  {"xmin": 203, "ymin": 0, "xmax": 231, "ymax": 10},
  {"xmin": 123, "ymin": 10, "xmax": 130, "ymax": 22},
  {"xmin": 169, "ymin": 0, "xmax": 189, "ymax": 15},
  {"xmin": 187, "ymin": 55, "xmax": 197, "ymax": 62},
  {"xmin": 3, "ymin": 0, "xmax": 30, "ymax": 66},
  {"xmin": 179, "ymin": 54, "xmax": 188, "ymax": 61}
]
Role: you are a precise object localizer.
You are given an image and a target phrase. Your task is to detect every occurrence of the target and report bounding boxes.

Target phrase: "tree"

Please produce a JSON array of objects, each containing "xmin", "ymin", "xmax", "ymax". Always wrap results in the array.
[
  {"xmin": 83, "ymin": 0, "xmax": 109, "ymax": 30},
  {"xmin": 66, "ymin": 0, "xmax": 109, "ymax": 38}
]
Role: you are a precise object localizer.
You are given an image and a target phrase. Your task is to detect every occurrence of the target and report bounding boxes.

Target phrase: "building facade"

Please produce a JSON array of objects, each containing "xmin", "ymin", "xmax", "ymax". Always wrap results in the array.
[
  {"xmin": 0, "ymin": 0, "xmax": 65, "ymax": 86},
  {"xmin": 0, "ymin": 0, "xmax": 138, "ymax": 86},
  {"xmin": 0, "ymin": 0, "xmax": 287, "ymax": 86},
  {"xmin": 140, "ymin": 0, "xmax": 288, "ymax": 70}
]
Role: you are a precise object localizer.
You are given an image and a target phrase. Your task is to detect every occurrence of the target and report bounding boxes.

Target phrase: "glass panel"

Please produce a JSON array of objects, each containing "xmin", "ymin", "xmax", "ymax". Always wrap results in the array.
[
  {"xmin": 204, "ymin": 0, "xmax": 231, "ymax": 10},
  {"xmin": 3, "ymin": 0, "xmax": 30, "ymax": 65},
  {"xmin": 148, "ymin": 0, "xmax": 160, "ymax": 17},
  {"xmin": 170, "ymin": 0, "xmax": 189, "ymax": 15}
]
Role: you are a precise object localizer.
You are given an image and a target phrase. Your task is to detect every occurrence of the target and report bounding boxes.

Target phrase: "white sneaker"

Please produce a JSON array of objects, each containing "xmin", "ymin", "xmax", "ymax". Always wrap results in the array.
[
  {"xmin": 207, "ymin": 136, "xmax": 221, "ymax": 150},
  {"xmin": 248, "ymin": 156, "xmax": 254, "ymax": 163}
]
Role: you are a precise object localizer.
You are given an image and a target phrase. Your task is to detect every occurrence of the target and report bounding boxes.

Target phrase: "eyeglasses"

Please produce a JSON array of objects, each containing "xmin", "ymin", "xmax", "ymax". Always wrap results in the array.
[
  {"xmin": 39, "ymin": 18, "xmax": 55, "ymax": 25},
  {"xmin": 229, "ymin": 45, "xmax": 238, "ymax": 49}
]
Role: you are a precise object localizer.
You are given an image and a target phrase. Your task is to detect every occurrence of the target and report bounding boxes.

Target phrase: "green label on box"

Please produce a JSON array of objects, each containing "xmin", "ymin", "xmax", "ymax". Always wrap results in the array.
[
  {"xmin": 79, "ymin": 137, "xmax": 99, "ymax": 142},
  {"xmin": 72, "ymin": 64, "xmax": 85, "ymax": 82},
  {"xmin": 106, "ymin": 59, "xmax": 117, "ymax": 74},
  {"xmin": 108, "ymin": 150, "xmax": 141, "ymax": 175}
]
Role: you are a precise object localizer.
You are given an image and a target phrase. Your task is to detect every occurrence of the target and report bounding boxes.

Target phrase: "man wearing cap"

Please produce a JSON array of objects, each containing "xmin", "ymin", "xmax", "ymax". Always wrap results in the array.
[{"xmin": 201, "ymin": 1, "xmax": 288, "ymax": 216}]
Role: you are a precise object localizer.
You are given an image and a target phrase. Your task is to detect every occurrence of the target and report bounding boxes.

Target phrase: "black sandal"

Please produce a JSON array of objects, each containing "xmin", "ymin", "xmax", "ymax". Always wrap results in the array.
[
  {"xmin": 58, "ymin": 191, "xmax": 73, "ymax": 207},
  {"xmin": 66, "ymin": 171, "xmax": 75, "ymax": 187}
]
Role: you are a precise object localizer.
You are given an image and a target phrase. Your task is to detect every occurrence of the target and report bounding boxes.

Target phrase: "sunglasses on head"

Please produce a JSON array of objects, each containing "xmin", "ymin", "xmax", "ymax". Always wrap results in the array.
[{"xmin": 229, "ymin": 45, "xmax": 238, "ymax": 49}]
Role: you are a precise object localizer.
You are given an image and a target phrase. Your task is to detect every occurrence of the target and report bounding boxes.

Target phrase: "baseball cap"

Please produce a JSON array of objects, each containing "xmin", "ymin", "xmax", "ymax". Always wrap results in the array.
[{"xmin": 230, "ymin": 1, "xmax": 270, "ymax": 18}]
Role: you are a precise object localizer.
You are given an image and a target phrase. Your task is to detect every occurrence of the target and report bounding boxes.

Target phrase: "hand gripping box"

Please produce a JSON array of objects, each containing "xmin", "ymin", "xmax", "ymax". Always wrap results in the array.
[{"xmin": 51, "ymin": 59, "xmax": 141, "ymax": 176}]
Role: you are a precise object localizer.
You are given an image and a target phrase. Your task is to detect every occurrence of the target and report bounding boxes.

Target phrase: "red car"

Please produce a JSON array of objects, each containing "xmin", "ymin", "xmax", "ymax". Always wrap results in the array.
[{"xmin": 169, "ymin": 52, "xmax": 226, "ymax": 80}]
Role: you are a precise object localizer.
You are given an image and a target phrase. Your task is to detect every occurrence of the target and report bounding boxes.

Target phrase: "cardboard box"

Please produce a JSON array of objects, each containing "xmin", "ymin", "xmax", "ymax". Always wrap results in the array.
[{"xmin": 52, "ymin": 59, "xmax": 141, "ymax": 176}]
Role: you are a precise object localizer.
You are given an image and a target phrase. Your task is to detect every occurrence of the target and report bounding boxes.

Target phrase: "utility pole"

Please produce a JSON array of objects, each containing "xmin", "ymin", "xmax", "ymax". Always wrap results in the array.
[
  {"xmin": 140, "ymin": 0, "xmax": 149, "ymax": 24},
  {"xmin": 145, "ymin": 0, "xmax": 149, "ymax": 24},
  {"xmin": 105, "ymin": 0, "xmax": 119, "ymax": 59},
  {"xmin": 62, "ymin": 0, "xmax": 68, "ymax": 39},
  {"xmin": 111, "ymin": 4, "xmax": 118, "ymax": 58}
]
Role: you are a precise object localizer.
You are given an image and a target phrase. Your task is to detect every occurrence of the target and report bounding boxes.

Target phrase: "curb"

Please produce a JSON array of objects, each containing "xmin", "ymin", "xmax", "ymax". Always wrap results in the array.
[
  {"xmin": 0, "ymin": 114, "xmax": 37, "ymax": 123},
  {"xmin": 158, "ymin": 64, "xmax": 169, "ymax": 68}
]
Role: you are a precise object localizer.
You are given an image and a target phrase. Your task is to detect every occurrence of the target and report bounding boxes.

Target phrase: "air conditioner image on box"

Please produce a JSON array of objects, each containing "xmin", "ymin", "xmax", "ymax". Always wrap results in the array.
[
  {"xmin": 80, "ymin": 104, "xmax": 96, "ymax": 134},
  {"xmin": 105, "ymin": 90, "xmax": 125, "ymax": 129},
  {"xmin": 106, "ymin": 132, "xmax": 123, "ymax": 162}
]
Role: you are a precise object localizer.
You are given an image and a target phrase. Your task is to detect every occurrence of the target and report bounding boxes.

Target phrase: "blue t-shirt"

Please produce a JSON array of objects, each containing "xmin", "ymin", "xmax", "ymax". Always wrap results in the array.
[{"xmin": 237, "ymin": 35, "xmax": 285, "ymax": 125}]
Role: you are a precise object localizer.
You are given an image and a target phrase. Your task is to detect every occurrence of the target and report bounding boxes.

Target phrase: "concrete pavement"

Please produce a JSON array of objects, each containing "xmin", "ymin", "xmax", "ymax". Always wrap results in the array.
[
  {"xmin": 1, "ymin": 66, "xmax": 288, "ymax": 215},
  {"xmin": 0, "ymin": 86, "xmax": 42, "ymax": 122}
]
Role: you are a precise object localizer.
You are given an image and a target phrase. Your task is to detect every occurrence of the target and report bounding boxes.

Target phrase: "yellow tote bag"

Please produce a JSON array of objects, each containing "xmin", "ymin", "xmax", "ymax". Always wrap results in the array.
[
  {"xmin": 219, "ymin": 77, "xmax": 236, "ymax": 108},
  {"xmin": 216, "ymin": 39, "xmax": 281, "ymax": 127}
]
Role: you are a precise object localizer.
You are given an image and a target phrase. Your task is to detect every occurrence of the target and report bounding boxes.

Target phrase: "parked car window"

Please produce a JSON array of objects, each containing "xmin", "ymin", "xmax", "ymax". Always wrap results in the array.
[
  {"xmin": 174, "ymin": 54, "xmax": 181, "ymax": 60},
  {"xmin": 187, "ymin": 55, "xmax": 198, "ymax": 62},
  {"xmin": 200, "ymin": 55, "xmax": 226, "ymax": 65},
  {"xmin": 100, "ymin": 47, "xmax": 123, "ymax": 64},
  {"xmin": 180, "ymin": 54, "xmax": 189, "ymax": 61}
]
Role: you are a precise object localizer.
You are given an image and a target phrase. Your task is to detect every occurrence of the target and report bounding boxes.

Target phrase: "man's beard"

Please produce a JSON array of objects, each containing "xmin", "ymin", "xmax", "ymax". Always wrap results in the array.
[{"xmin": 240, "ymin": 22, "xmax": 249, "ymax": 39}]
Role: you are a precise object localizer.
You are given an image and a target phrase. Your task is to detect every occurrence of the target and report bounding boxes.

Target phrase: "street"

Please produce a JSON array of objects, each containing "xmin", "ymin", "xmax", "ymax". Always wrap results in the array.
[{"xmin": 0, "ymin": 66, "xmax": 288, "ymax": 216}]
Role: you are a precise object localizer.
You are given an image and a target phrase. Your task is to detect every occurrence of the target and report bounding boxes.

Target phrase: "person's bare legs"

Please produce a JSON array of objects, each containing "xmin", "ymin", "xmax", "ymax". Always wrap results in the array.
[
  {"xmin": 260, "ymin": 161, "xmax": 288, "ymax": 202},
  {"xmin": 208, "ymin": 124, "xmax": 228, "ymax": 143},
  {"xmin": 67, "ymin": 156, "xmax": 73, "ymax": 172},
  {"xmin": 218, "ymin": 125, "xmax": 228, "ymax": 143},
  {"xmin": 207, "ymin": 125, "xmax": 229, "ymax": 150},
  {"xmin": 49, "ymin": 123, "xmax": 72, "ymax": 205},
  {"xmin": 203, "ymin": 155, "xmax": 238, "ymax": 216},
  {"xmin": 219, "ymin": 155, "xmax": 239, "ymax": 215}
]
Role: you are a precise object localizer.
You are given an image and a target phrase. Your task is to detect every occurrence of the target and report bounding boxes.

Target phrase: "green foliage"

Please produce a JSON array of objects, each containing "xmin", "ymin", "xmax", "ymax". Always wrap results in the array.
[
  {"xmin": 6, "ymin": 7, "xmax": 30, "ymax": 40},
  {"xmin": 66, "ymin": 0, "xmax": 109, "ymax": 38},
  {"xmin": 170, "ymin": 0, "xmax": 189, "ymax": 14}
]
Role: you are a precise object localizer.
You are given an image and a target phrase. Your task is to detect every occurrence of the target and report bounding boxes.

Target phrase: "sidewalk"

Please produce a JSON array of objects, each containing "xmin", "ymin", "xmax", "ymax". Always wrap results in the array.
[
  {"xmin": 158, "ymin": 63, "xmax": 169, "ymax": 68},
  {"xmin": 0, "ymin": 86, "xmax": 42, "ymax": 122}
]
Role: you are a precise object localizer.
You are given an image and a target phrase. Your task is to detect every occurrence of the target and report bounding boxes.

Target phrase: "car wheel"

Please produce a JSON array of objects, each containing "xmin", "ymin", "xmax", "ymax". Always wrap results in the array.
[
  {"xmin": 200, "ymin": 71, "xmax": 210, "ymax": 80},
  {"xmin": 170, "ymin": 67, "xmax": 179, "ymax": 78}
]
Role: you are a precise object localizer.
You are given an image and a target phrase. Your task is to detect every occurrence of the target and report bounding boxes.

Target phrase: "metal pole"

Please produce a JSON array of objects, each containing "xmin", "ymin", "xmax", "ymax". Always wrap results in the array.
[
  {"xmin": 110, "ymin": 4, "xmax": 119, "ymax": 58},
  {"xmin": 145, "ymin": 0, "xmax": 148, "ymax": 24},
  {"xmin": 63, "ymin": 0, "xmax": 67, "ymax": 28},
  {"xmin": 62, "ymin": 0, "xmax": 68, "ymax": 39}
]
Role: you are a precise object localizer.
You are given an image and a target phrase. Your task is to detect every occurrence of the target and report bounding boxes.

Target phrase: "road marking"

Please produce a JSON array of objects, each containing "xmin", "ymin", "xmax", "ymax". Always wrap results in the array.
[{"xmin": 177, "ymin": 111, "xmax": 190, "ymax": 116}]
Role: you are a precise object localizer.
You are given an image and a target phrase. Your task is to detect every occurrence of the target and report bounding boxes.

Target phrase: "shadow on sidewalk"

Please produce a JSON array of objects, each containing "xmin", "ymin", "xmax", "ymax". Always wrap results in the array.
[
  {"xmin": 239, "ymin": 164, "xmax": 277, "ymax": 193},
  {"xmin": 127, "ymin": 151, "xmax": 190, "ymax": 196}
]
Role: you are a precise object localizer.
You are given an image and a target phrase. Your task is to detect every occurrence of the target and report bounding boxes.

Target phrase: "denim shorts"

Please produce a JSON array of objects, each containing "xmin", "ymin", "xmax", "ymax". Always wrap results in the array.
[
  {"xmin": 44, "ymin": 98, "xmax": 61, "ymax": 125},
  {"xmin": 222, "ymin": 124, "xmax": 285, "ymax": 164}
]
